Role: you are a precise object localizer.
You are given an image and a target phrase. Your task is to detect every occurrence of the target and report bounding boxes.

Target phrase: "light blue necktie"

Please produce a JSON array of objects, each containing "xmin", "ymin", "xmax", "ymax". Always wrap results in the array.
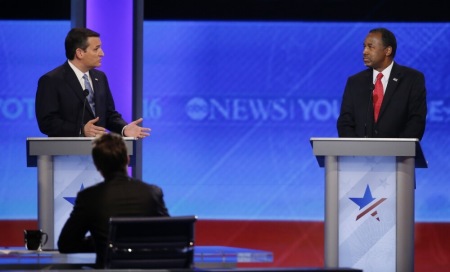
[{"xmin": 82, "ymin": 74, "xmax": 96, "ymax": 115}]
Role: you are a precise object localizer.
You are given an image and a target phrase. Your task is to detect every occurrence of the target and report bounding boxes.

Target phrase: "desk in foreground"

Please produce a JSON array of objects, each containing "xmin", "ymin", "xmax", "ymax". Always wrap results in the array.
[
  {"xmin": 195, "ymin": 246, "xmax": 273, "ymax": 268},
  {"xmin": 0, "ymin": 246, "xmax": 273, "ymax": 270}
]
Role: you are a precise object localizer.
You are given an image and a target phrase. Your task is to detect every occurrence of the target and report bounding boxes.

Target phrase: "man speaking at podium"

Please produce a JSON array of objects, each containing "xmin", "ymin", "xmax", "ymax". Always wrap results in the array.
[
  {"xmin": 35, "ymin": 27, "xmax": 150, "ymax": 138},
  {"xmin": 337, "ymin": 28, "xmax": 427, "ymax": 140}
]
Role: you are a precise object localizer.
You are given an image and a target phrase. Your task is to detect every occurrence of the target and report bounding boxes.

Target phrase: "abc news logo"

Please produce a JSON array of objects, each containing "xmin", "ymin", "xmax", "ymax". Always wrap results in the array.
[{"xmin": 144, "ymin": 96, "xmax": 341, "ymax": 122}]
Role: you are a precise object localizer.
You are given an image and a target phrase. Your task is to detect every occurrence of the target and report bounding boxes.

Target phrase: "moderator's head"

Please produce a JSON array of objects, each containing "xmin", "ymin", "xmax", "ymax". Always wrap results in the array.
[{"xmin": 92, "ymin": 133, "xmax": 128, "ymax": 178}]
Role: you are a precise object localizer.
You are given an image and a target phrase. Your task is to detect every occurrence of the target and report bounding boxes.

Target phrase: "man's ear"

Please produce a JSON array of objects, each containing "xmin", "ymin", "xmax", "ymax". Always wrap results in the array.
[
  {"xmin": 75, "ymin": 48, "xmax": 84, "ymax": 59},
  {"xmin": 385, "ymin": 46, "xmax": 393, "ymax": 57}
]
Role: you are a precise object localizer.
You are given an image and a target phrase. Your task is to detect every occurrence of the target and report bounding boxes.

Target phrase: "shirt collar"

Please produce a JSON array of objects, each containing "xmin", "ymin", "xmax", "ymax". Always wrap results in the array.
[
  {"xmin": 373, "ymin": 61, "xmax": 394, "ymax": 84},
  {"xmin": 68, "ymin": 60, "xmax": 91, "ymax": 89}
]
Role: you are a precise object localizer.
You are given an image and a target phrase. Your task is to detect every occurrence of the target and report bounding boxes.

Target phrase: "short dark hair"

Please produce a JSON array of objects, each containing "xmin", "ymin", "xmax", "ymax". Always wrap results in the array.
[
  {"xmin": 369, "ymin": 27, "xmax": 397, "ymax": 58},
  {"xmin": 65, "ymin": 27, "xmax": 100, "ymax": 60},
  {"xmin": 92, "ymin": 133, "xmax": 128, "ymax": 178}
]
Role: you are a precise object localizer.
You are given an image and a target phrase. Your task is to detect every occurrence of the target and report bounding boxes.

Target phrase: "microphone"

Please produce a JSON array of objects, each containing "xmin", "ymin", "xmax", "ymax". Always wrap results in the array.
[
  {"xmin": 364, "ymin": 84, "xmax": 375, "ymax": 138},
  {"xmin": 79, "ymin": 89, "xmax": 89, "ymax": 137}
]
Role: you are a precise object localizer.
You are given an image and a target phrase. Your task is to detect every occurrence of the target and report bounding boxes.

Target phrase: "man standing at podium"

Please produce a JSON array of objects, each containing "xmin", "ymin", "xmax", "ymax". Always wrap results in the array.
[
  {"xmin": 35, "ymin": 27, "xmax": 150, "ymax": 138},
  {"xmin": 337, "ymin": 27, "xmax": 427, "ymax": 140}
]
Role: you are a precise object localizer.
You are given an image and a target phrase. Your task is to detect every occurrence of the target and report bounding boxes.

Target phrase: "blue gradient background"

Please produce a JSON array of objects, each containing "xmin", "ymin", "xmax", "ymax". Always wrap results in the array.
[{"xmin": 1, "ymin": 21, "xmax": 449, "ymax": 222}]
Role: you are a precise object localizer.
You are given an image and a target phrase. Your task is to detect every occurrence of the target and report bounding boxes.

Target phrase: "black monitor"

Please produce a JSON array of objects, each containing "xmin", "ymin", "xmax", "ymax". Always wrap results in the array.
[{"xmin": 104, "ymin": 215, "xmax": 197, "ymax": 269}]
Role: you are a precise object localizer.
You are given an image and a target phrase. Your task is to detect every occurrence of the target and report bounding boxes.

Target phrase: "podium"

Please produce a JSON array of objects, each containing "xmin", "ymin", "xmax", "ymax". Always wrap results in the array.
[
  {"xmin": 310, "ymin": 138, "xmax": 427, "ymax": 272},
  {"xmin": 26, "ymin": 137, "xmax": 136, "ymax": 249}
]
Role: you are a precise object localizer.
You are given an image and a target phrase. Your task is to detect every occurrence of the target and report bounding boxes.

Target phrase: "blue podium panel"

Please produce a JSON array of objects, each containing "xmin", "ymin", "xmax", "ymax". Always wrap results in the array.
[{"xmin": 338, "ymin": 156, "xmax": 396, "ymax": 272}]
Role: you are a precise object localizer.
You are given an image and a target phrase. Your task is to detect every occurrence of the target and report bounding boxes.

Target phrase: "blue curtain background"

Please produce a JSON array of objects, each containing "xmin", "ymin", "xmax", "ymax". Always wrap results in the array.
[{"xmin": 1, "ymin": 20, "xmax": 449, "ymax": 222}]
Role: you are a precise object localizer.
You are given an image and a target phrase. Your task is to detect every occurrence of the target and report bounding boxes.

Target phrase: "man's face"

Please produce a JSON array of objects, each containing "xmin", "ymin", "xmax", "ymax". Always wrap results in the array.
[
  {"xmin": 80, "ymin": 37, "xmax": 104, "ymax": 69},
  {"xmin": 362, "ymin": 32, "xmax": 389, "ymax": 71}
]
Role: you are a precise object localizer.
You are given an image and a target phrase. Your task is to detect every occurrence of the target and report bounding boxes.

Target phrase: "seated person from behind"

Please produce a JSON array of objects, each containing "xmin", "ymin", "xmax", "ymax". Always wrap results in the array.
[{"xmin": 58, "ymin": 133, "xmax": 169, "ymax": 268}]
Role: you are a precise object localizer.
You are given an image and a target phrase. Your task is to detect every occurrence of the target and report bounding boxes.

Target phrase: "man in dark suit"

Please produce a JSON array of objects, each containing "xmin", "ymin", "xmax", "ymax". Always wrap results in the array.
[
  {"xmin": 35, "ymin": 27, "xmax": 150, "ymax": 138},
  {"xmin": 337, "ymin": 27, "xmax": 427, "ymax": 140},
  {"xmin": 57, "ymin": 133, "xmax": 170, "ymax": 268}
]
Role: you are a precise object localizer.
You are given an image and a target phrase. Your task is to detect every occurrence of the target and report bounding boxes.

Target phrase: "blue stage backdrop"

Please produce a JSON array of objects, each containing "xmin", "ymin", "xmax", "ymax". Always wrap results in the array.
[{"xmin": 1, "ymin": 20, "xmax": 449, "ymax": 222}]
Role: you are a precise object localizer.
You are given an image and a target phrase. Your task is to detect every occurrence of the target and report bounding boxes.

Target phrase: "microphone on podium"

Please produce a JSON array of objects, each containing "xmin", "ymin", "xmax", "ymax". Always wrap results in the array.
[{"xmin": 79, "ymin": 89, "xmax": 90, "ymax": 137}]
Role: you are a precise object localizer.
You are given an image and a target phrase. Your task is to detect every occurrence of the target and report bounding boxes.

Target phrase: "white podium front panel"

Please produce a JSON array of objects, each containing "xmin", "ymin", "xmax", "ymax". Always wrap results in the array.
[
  {"xmin": 311, "ymin": 137, "xmax": 421, "ymax": 272},
  {"xmin": 53, "ymin": 156, "xmax": 102, "ymax": 249},
  {"xmin": 338, "ymin": 156, "xmax": 396, "ymax": 272}
]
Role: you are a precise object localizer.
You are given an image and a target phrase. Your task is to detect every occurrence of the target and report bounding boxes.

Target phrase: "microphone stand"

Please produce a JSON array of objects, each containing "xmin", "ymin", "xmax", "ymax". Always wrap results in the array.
[{"xmin": 79, "ymin": 90, "xmax": 89, "ymax": 137}]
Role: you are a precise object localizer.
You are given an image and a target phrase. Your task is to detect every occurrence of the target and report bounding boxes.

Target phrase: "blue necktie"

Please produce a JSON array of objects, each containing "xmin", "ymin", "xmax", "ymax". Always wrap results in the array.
[{"xmin": 82, "ymin": 74, "xmax": 96, "ymax": 115}]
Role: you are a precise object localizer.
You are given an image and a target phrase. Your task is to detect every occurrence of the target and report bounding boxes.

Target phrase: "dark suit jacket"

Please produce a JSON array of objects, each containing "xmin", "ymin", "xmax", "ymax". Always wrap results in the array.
[
  {"xmin": 35, "ymin": 62, "xmax": 127, "ymax": 137},
  {"xmin": 57, "ymin": 172, "xmax": 170, "ymax": 268},
  {"xmin": 337, "ymin": 62, "xmax": 427, "ymax": 140}
]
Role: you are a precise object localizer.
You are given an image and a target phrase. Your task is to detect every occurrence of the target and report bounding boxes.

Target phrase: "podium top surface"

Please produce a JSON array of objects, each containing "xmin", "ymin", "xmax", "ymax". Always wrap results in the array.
[
  {"xmin": 26, "ymin": 137, "xmax": 137, "ymax": 167},
  {"xmin": 310, "ymin": 137, "xmax": 427, "ymax": 168}
]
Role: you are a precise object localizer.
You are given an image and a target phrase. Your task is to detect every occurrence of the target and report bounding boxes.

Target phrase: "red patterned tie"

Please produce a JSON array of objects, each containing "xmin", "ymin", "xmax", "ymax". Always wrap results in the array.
[{"xmin": 373, "ymin": 73, "xmax": 384, "ymax": 122}]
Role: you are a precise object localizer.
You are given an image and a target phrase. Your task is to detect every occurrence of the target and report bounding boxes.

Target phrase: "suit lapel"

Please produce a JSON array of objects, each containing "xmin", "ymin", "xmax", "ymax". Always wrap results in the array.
[
  {"xmin": 63, "ymin": 62, "xmax": 84, "ymax": 101},
  {"xmin": 378, "ymin": 63, "xmax": 401, "ymax": 120},
  {"xmin": 63, "ymin": 62, "xmax": 95, "ymax": 117}
]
